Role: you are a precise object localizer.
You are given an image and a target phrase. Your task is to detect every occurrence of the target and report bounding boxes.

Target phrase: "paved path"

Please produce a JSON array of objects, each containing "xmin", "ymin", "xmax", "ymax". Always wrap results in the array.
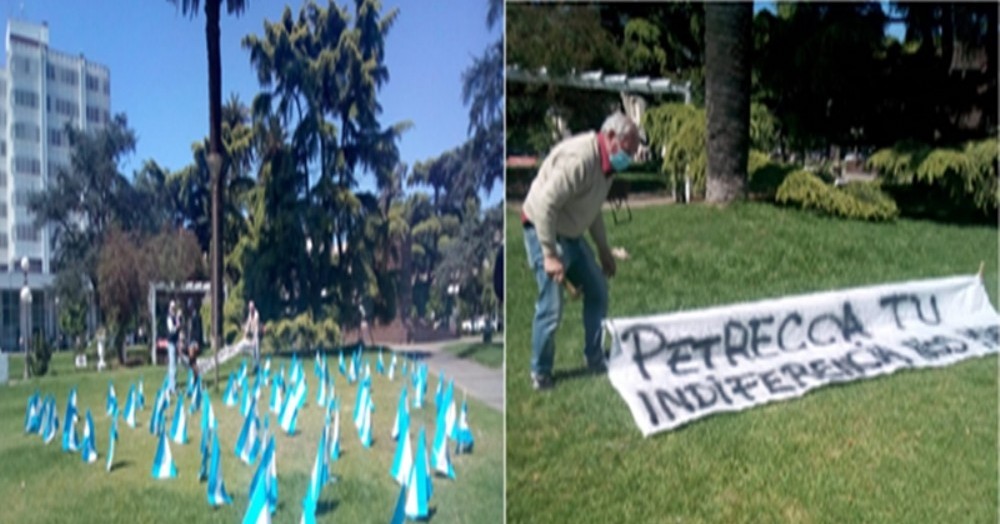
[{"xmin": 383, "ymin": 336, "xmax": 504, "ymax": 412}]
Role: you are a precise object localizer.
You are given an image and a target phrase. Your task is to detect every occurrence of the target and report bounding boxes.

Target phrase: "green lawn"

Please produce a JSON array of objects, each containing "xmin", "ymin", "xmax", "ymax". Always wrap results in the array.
[
  {"xmin": 506, "ymin": 202, "xmax": 998, "ymax": 524},
  {"xmin": 2, "ymin": 348, "xmax": 502, "ymax": 523},
  {"xmin": 443, "ymin": 341, "xmax": 504, "ymax": 369}
]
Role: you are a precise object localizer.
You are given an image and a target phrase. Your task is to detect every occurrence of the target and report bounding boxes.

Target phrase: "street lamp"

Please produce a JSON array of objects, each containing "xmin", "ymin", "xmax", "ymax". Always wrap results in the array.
[{"xmin": 20, "ymin": 257, "xmax": 31, "ymax": 380}]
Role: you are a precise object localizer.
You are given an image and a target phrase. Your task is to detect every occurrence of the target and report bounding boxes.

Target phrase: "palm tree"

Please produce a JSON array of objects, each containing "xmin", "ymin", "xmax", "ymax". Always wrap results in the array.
[
  {"xmin": 169, "ymin": 0, "xmax": 248, "ymax": 387},
  {"xmin": 704, "ymin": 2, "xmax": 752, "ymax": 203}
]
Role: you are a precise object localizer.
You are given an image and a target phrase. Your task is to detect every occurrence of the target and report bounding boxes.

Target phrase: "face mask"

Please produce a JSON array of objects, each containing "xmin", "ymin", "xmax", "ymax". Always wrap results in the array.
[{"xmin": 610, "ymin": 150, "xmax": 632, "ymax": 172}]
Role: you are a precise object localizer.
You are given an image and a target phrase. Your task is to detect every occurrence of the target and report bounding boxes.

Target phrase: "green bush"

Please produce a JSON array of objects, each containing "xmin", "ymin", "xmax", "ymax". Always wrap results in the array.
[
  {"xmin": 776, "ymin": 170, "xmax": 898, "ymax": 221},
  {"xmin": 748, "ymin": 152, "xmax": 797, "ymax": 199},
  {"xmin": 263, "ymin": 312, "xmax": 341, "ymax": 354},
  {"xmin": 28, "ymin": 336, "xmax": 52, "ymax": 377}
]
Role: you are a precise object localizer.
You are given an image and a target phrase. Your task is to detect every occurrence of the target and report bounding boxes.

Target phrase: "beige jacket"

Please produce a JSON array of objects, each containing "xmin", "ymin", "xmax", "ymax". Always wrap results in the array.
[{"xmin": 522, "ymin": 131, "xmax": 613, "ymax": 258}]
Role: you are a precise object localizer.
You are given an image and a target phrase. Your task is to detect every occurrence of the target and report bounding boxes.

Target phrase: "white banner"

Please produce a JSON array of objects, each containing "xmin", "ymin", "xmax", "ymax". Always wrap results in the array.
[{"xmin": 604, "ymin": 275, "xmax": 1000, "ymax": 436}]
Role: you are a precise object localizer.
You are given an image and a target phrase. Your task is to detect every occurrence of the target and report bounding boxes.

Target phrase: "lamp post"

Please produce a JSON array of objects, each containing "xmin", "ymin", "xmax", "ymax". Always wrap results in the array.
[{"xmin": 20, "ymin": 257, "xmax": 31, "ymax": 380}]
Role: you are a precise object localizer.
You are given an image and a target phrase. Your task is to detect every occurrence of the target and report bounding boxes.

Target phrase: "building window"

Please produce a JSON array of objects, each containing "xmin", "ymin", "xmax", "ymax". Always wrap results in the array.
[
  {"xmin": 0, "ymin": 233, "xmax": 8, "ymax": 249},
  {"xmin": 55, "ymin": 98, "xmax": 78, "ymax": 117},
  {"xmin": 46, "ymin": 64, "xmax": 56, "ymax": 80},
  {"xmin": 86, "ymin": 106, "xmax": 102, "ymax": 123},
  {"xmin": 13, "ymin": 122, "xmax": 40, "ymax": 143},
  {"xmin": 102, "ymin": 79, "xmax": 110, "ymax": 95},
  {"xmin": 0, "ymin": 110, "xmax": 6, "ymax": 127},
  {"xmin": 0, "ymin": 140, "xmax": 6, "ymax": 157},
  {"xmin": 14, "ymin": 157, "xmax": 41, "ymax": 176},
  {"xmin": 47, "ymin": 162, "xmax": 68, "ymax": 178},
  {"xmin": 47, "ymin": 128, "xmax": 63, "ymax": 147},
  {"xmin": 60, "ymin": 68, "xmax": 78, "ymax": 86},
  {"xmin": 12, "ymin": 55, "xmax": 32, "ymax": 74},
  {"xmin": 0, "ymin": 203, "xmax": 6, "ymax": 218},
  {"xmin": 86, "ymin": 74, "xmax": 100, "ymax": 91},
  {"xmin": 0, "ymin": 170, "xmax": 6, "ymax": 187},
  {"xmin": 15, "ymin": 189, "xmax": 37, "ymax": 207},
  {"xmin": 15, "ymin": 224, "xmax": 39, "ymax": 242},
  {"xmin": 13, "ymin": 89, "xmax": 38, "ymax": 108}
]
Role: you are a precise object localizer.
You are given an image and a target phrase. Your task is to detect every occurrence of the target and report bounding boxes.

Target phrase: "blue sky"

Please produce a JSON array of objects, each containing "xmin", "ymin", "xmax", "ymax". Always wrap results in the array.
[
  {"xmin": 0, "ymin": 0, "xmax": 499, "ymax": 200},
  {"xmin": 754, "ymin": 1, "xmax": 906, "ymax": 40}
]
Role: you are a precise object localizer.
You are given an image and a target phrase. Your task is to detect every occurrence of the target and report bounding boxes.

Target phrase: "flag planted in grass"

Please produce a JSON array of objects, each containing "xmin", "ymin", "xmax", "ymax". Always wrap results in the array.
[
  {"xmin": 123, "ymin": 385, "xmax": 138, "ymax": 428},
  {"xmin": 106, "ymin": 418, "xmax": 118, "ymax": 472},
  {"xmin": 207, "ymin": 430, "xmax": 233, "ymax": 507},
  {"xmin": 81, "ymin": 409, "xmax": 98, "ymax": 464},
  {"xmin": 62, "ymin": 388, "xmax": 79, "ymax": 452},
  {"xmin": 405, "ymin": 426, "xmax": 433, "ymax": 519},
  {"xmin": 152, "ymin": 428, "xmax": 178, "ymax": 479},
  {"xmin": 431, "ymin": 383, "xmax": 455, "ymax": 479},
  {"xmin": 24, "ymin": 391, "xmax": 41, "ymax": 433},
  {"xmin": 390, "ymin": 423, "xmax": 413, "ymax": 486},
  {"xmin": 235, "ymin": 398, "xmax": 261, "ymax": 465},
  {"xmin": 391, "ymin": 386, "xmax": 409, "ymax": 441},
  {"xmin": 223, "ymin": 373, "xmax": 238, "ymax": 407},
  {"xmin": 170, "ymin": 396, "xmax": 189, "ymax": 445},
  {"xmin": 327, "ymin": 401, "xmax": 341, "ymax": 462},
  {"xmin": 302, "ymin": 425, "xmax": 330, "ymax": 522},
  {"xmin": 43, "ymin": 397, "xmax": 59, "ymax": 444},
  {"xmin": 247, "ymin": 435, "xmax": 278, "ymax": 516},
  {"xmin": 106, "ymin": 382, "xmax": 118, "ymax": 418},
  {"xmin": 389, "ymin": 353, "xmax": 397, "ymax": 381},
  {"xmin": 242, "ymin": 452, "xmax": 271, "ymax": 523},
  {"xmin": 453, "ymin": 400, "xmax": 475, "ymax": 454},
  {"xmin": 279, "ymin": 375, "xmax": 307, "ymax": 435}
]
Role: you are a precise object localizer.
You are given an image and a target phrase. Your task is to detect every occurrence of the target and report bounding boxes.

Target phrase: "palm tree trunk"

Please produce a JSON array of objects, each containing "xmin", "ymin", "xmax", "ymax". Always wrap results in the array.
[
  {"xmin": 705, "ymin": 2, "xmax": 752, "ymax": 203},
  {"xmin": 205, "ymin": 0, "xmax": 224, "ymax": 385}
]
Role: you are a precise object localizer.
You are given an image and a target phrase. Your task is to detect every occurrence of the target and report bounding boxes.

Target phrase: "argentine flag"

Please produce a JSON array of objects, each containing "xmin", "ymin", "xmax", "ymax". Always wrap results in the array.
[
  {"xmin": 303, "ymin": 425, "xmax": 329, "ymax": 514},
  {"xmin": 442, "ymin": 381, "xmax": 457, "ymax": 437},
  {"xmin": 235, "ymin": 400, "xmax": 261, "ymax": 465},
  {"xmin": 392, "ymin": 387, "xmax": 408, "ymax": 441},
  {"xmin": 24, "ymin": 392, "xmax": 41, "ymax": 433},
  {"xmin": 413, "ymin": 372, "xmax": 424, "ymax": 410},
  {"xmin": 315, "ymin": 366, "xmax": 327, "ymax": 408},
  {"xmin": 279, "ymin": 376, "xmax": 306, "ymax": 435},
  {"xmin": 390, "ymin": 484, "xmax": 406, "ymax": 524},
  {"xmin": 431, "ymin": 409, "xmax": 455, "ymax": 479},
  {"xmin": 170, "ymin": 396, "xmax": 189, "ymax": 445},
  {"xmin": 34, "ymin": 396, "xmax": 49, "ymax": 438},
  {"xmin": 390, "ymin": 423, "xmax": 413, "ymax": 486},
  {"xmin": 81, "ymin": 409, "xmax": 98, "ymax": 464},
  {"xmin": 262, "ymin": 357, "xmax": 271, "ymax": 387},
  {"xmin": 137, "ymin": 378, "xmax": 146, "ymax": 410},
  {"xmin": 189, "ymin": 380, "xmax": 202, "ymax": 415},
  {"xmin": 248, "ymin": 435, "xmax": 278, "ymax": 515},
  {"xmin": 43, "ymin": 398, "xmax": 59, "ymax": 444},
  {"xmin": 107, "ymin": 381, "xmax": 118, "ymax": 417},
  {"xmin": 242, "ymin": 453, "xmax": 271, "ymax": 523},
  {"xmin": 405, "ymin": 427, "xmax": 432, "ymax": 519},
  {"xmin": 353, "ymin": 378, "xmax": 370, "ymax": 430},
  {"xmin": 453, "ymin": 400, "xmax": 475, "ymax": 454},
  {"xmin": 224, "ymin": 373, "xmax": 239, "ymax": 407},
  {"xmin": 62, "ymin": 389, "xmax": 79, "ymax": 452},
  {"xmin": 152, "ymin": 428, "xmax": 178, "ymax": 479},
  {"xmin": 106, "ymin": 418, "xmax": 118, "ymax": 472},
  {"xmin": 240, "ymin": 380, "xmax": 251, "ymax": 416},
  {"xmin": 269, "ymin": 376, "xmax": 283, "ymax": 415},
  {"xmin": 207, "ymin": 430, "xmax": 233, "ymax": 507},
  {"xmin": 202, "ymin": 389, "xmax": 218, "ymax": 435},
  {"xmin": 388, "ymin": 352, "xmax": 397, "ymax": 381},
  {"xmin": 338, "ymin": 350, "xmax": 346, "ymax": 377},
  {"xmin": 358, "ymin": 391, "xmax": 373, "ymax": 448},
  {"xmin": 328, "ymin": 406, "xmax": 341, "ymax": 461},
  {"xmin": 123, "ymin": 385, "xmax": 138, "ymax": 428},
  {"xmin": 377, "ymin": 349, "xmax": 385, "ymax": 375},
  {"xmin": 434, "ymin": 372, "xmax": 444, "ymax": 409}
]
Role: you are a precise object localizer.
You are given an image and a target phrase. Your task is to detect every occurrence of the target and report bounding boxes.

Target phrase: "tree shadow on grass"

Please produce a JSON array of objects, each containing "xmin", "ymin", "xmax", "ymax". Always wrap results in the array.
[
  {"xmin": 316, "ymin": 499, "xmax": 340, "ymax": 516},
  {"xmin": 110, "ymin": 460, "xmax": 132, "ymax": 472},
  {"xmin": 552, "ymin": 367, "xmax": 606, "ymax": 385}
]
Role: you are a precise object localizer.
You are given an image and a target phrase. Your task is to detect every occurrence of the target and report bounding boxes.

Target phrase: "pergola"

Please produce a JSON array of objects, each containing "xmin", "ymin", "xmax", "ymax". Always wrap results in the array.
[
  {"xmin": 505, "ymin": 65, "xmax": 693, "ymax": 103},
  {"xmin": 147, "ymin": 281, "xmax": 211, "ymax": 366}
]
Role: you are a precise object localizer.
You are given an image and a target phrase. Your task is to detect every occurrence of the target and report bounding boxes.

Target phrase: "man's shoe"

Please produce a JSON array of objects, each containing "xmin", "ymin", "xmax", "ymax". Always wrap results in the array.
[{"xmin": 531, "ymin": 373, "xmax": 554, "ymax": 391}]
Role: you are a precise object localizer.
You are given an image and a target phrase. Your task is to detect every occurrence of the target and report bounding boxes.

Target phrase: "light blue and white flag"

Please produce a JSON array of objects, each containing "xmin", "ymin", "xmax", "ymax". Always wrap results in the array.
[
  {"xmin": 269, "ymin": 376, "xmax": 283, "ymax": 415},
  {"xmin": 81, "ymin": 409, "xmax": 98, "ymax": 463},
  {"xmin": 391, "ymin": 387, "xmax": 409, "ymax": 442},
  {"xmin": 224, "ymin": 373, "xmax": 239, "ymax": 407},
  {"xmin": 364, "ymin": 360, "xmax": 372, "ymax": 381},
  {"xmin": 137, "ymin": 378, "xmax": 145, "ymax": 410},
  {"xmin": 338, "ymin": 350, "xmax": 346, "ymax": 377},
  {"xmin": 314, "ymin": 350, "xmax": 322, "ymax": 379},
  {"xmin": 262, "ymin": 357, "xmax": 271, "ymax": 387},
  {"xmin": 434, "ymin": 372, "xmax": 444, "ymax": 409},
  {"xmin": 390, "ymin": 483, "xmax": 406, "ymax": 524},
  {"xmin": 279, "ymin": 376, "xmax": 306, "ymax": 435},
  {"xmin": 202, "ymin": 389, "xmax": 218, "ymax": 435},
  {"xmin": 390, "ymin": 424, "xmax": 413, "ymax": 486},
  {"xmin": 237, "ymin": 359, "xmax": 248, "ymax": 388},
  {"xmin": 199, "ymin": 429, "xmax": 210, "ymax": 482},
  {"xmin": 235, "ymin": 398, "xmax": 261, "ymax": 465},
  {"xmin": 207, "ymin": 430, "xmax": 233, "ymax": 507},
  {"xmin": 189, "ymin": 379, "xmax": 202, "ymax": 415},
  {"xmin": 242, "ymin": 450, "xmax": 271, "ymax": 523},
  {"xmin": 304, "ymin": 425, "xmax": 329, "ymax": 512},
  {"xmin": 348, "ymin": 354, "xmax": 357, "ymax": 384},
  {"xmin": 413, "ymin": 372, "xmax": 424, "ymax": 410},
  {"xmin": 152, "ymin": 428, "xmax": 178, "ymax": 479},
  {"xmin": 186, "ymin": 368, "xmax": 196, "ymax": 398},
  {"xmin": 442, "ymin": 380, "xmax": 457, "ymax": 437},
  {"xmin": 123, "ymin": 385, "xmax": 138, "ymax": 428},
  {"xmin": 43, "ymin": 398, "xmax": 59, "ymax": 444},
  {"xmin": 388, "ymin": 353, "xmax": 397, "ymax": 381},
  {"xmin": 247, "ymin": 435, "xmax": 278, "ymax": 516},
  {"xmin": 106, "ymin": 418, "xmax": 118, "ymax": 472},
  {"xmin": 32, "ymin": 394, "xmax": 47, "ymax": 437},
  {"xmin": 105, "ymin": 383, "xmax": 117, "ymax": 418},
  {"xmin": 252, "ymin": 374, "xmax": 262, "ymax": 402},
  {"xmin": 328, "ymin": 405, "xmax": 341, "ymax": 461},
  {"xmin": 170, "ymin": 395, "xmax": 189, "ymax": 445},
  {"xmin": 377, "ymin": 349, "xmax": 385, "ymax": 375},
  {"xmin": 453, "ymin": 399, "xmax": 475, "ymax": 454},
  {"xmin": 316, "ymin": 365, "xmax": 327, "ymax": 408},
  {"xmin": 405, "ymin": 427, "xmax": 432, "ymax": 519},
  {"xmin": 353, "ymin": 377, "xmax": 371, "ymax": 430},
  {"xmin": 358, "ymin": 390, "xmax": 373, "ymax": 448},
  {"xmin": 62, "ymin": 388, "xmax": 79, "ymax": 452},
  {"xmin": 431, "ymin": 407, "xmax": 455, "ymax": 479},
  {"xmin": 24, "ymin": 391, "xmax": 41, "ymax": 433},
  {"xmin": 240, "ymin": 380, "xmax": 251, "ymax": 417}
]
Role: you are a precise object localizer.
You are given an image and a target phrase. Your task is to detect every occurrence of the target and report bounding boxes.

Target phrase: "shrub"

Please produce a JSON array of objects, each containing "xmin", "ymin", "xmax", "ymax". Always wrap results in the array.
[
  {"xmin": 748, "ymin": 152, "xmax": 797, "ymax": 199},
  {"xmin": 776, "ymin": 170, "xmax": 898, "ymax": 221},
  {"xmin": 263, "ymin": 312, "xmax": 341, "ymax": 354},
  {"xmin": 28, "ymin": 336, "xmax": 52, "ymax": 377}
]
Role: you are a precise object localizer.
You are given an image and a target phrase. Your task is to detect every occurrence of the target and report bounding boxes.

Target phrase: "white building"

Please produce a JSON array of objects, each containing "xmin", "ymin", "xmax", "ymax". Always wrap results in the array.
[{"xmin": 0, "ymin": 20, "xmax": 110, "ymax": 350}]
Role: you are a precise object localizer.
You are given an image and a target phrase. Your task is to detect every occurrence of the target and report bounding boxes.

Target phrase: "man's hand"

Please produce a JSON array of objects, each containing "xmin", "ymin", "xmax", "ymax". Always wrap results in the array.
[
  {"xmin": 543, "ymin": 254, "xmax": 565, "ymax": 283},
  {"xmin": 598, "ymin": 247, "xmax": 617, "ymax": 278}
]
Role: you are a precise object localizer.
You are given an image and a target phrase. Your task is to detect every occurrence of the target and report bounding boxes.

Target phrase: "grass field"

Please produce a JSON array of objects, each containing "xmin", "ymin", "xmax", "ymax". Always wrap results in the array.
[
  {"xmin": 2, "ymin": 347, "xmax": 502, "ymax": 523},
  {"xmin": 505, "ymin": 202, "xmax": 998, "ymax": 524},
  {"xmin": 443, "ymin": 341, "xmax": 503, "ymax": 369}
]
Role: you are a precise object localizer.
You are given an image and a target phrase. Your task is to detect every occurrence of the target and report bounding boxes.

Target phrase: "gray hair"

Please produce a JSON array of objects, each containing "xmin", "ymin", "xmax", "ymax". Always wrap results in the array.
[{"xmin": 601, "ymin": 112, "xmax": 638, "ymax": 138}]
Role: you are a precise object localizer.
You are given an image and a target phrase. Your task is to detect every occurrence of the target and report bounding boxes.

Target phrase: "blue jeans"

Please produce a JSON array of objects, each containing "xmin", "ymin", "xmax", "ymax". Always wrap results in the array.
[
  {"xmin": 523, "ymin": 226, "xmax": 608, "ymax": 376},
  {"xmin": 167, "ymin": 341, "xmax": 177, "ymax": 394}
]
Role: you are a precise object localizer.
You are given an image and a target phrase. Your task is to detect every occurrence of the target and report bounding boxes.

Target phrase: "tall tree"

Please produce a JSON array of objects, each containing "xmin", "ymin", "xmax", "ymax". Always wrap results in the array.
[
  {"xmin": 461, "ymin": 0, "xmax": 503, "ymax": 194},
  {"xmin": 170, "ymin": 0, "xmax": 249, "ymax": 371},
  {"xmin": 704, "ymin": 2, "xmax": 752, "ymax": 203}
]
